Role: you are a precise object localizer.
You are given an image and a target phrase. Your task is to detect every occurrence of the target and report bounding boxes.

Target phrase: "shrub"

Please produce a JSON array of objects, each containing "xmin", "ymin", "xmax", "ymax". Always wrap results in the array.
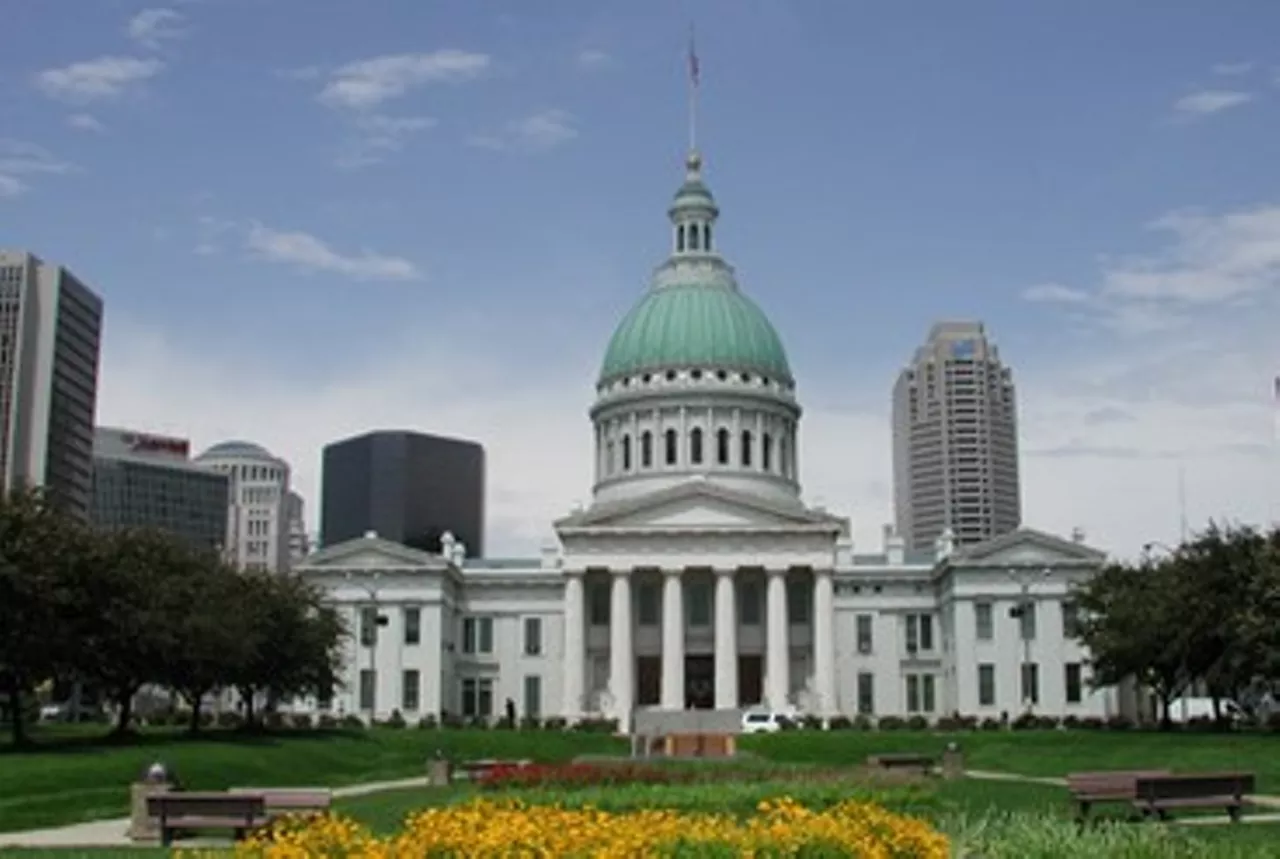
[
  {"xmin": 542, "ymin": 716, "xmax": 567, "ymax": 731},
  {"xmin": 316, "ymin": 713, "xmax": 338, "ymax": 729},
  {"xmin": 905, "ymin": 715, "xmax": 930, "ymax": 731},
  {"xmin": 878, "ymin": 715, "xmax": 907, "ymax": 731},
  {"xmin": 1105, "ymin": 714, "xmax": 1133, "ymax": 731},
  {"xmin": 417, "ymin": 713, "xmax": 438, "ymax": 730},
  {"xmin": 440, "ymin": 712, "xmax": 464, "ymax": 729},
  {"xmin": 518, "ymin": 716, "xmax": 542, "ymax": 730},
  {"xmin": 1077, "ymin": 716, "xmax": 1105, "ymax": 730},
  {"xmin": 289, "ymin": 712, "xmax": 313, "ymax": 730},
  {"xmin": 1061, "ymin": 714, "xmax": 1080, "ymax": 729},
  {"xmin": 465, "ymin": 716, "xmax": 489, "ymax": 730},
  {"xmin": 214, "ymin": 711, "xmax": 242, "ymax": 729},
  {"xmin": 828, "ymin": 715, "xmax": 853, "ymax": 730},
  {"xmin": 947, "ymin": 811, "xmax": 1222, "ymax": 858},
  {"xmin": 339, "ymin": 714, "xmax": 365, "ymax": 730},
  {"xmin": 380, "ymin": 710, "xmax": 406, "ymax": 729},
  {"xmin": 572, "ymin": 717, "xmax": 618, "ymax": 733},
  {"xmin": 852, "ymin": 714, "xmax": 874, "ymax": 730},
  {"xmin": 979, "ymin": 717, "xmax": 1003, "ymax": 731}
]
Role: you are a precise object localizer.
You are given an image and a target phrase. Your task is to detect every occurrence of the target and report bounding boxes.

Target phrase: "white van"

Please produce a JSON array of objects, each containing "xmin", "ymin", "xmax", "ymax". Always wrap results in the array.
[{"xmin": 1162, "ymin": 697, "xmax": 1243, "ymax": 724}]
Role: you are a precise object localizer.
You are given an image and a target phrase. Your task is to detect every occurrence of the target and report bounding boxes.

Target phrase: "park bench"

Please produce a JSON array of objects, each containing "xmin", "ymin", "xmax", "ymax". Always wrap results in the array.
[
  {"xmin": 458, "ymin": 758, "xmax": 533, "ymax": 780},
  {"xmin": 866, "ymin": 753, "xmax": 935, "ymax": 774},
  {"xmin": 1132, "ymin": 772, "xmax": 1255, "ymax": 822},
  {"xmin": 1065, "ymin": 769, "xmax": 1171, "ymax": 821},
  {"xmin": 230, "ymin": 787, "xmax": 333, "ymax": 818},
  {"xmin": 147, "ymin": 792, "xmax": 267, "ymax": 847}
]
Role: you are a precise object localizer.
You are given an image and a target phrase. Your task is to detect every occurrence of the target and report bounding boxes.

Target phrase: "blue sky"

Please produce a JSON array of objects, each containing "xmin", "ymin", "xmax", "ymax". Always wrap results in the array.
[{"xmin": 3, "ymin": 0, "xmax": 1278, "ymax": 556}]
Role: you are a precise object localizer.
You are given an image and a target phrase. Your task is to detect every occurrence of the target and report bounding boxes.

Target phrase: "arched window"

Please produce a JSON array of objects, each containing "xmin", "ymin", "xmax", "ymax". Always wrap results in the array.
[
  {"xmin": 622, "ymin": 435, "xmax": 632, "ymax": 471},
  {"xmin": 762, "ymin": 433, "xmax": 772, "ymax": 472},
  {"xmin": 741, "ymin": 430, "xmax": 753, "ymax": 467},
  {"xmin": 664, "ymin": 428, "xmax": 678, "ymax": 465},
  {"xmin": 690, "ymin": 427, "xmax": 704, "ymax": 464},
  {"xmin": 716, "ymin": 428, "xmax": 730, "ymax": 465},
  {"xmin": 688, "ymin": 223, "xmax": 700, "ymax": 250},
  {"xmin": 640, "ymin": 431, "xmax": 653, "ymax": 468},
  {"xmin": 676, "ymin": 225, "xmax": 685, "ymax": 252},
  {"xmin": 704, "ymin": 224, "xmax": 713, "ymax": 251}
]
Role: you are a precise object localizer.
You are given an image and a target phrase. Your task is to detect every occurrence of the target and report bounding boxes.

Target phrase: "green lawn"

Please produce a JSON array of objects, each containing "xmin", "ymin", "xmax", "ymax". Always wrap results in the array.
[
  {"xmin": 3, "ymin": 726, "xmax": 1280, "ymax": 856},
  {"xmin": 0, "ymin": 726, "xmax": 625, "ymax": 833}
]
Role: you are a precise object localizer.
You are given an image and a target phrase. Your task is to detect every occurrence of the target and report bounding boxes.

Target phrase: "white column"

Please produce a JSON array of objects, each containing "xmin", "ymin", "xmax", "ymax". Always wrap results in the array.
[
  {"xmin": 765, "ymin": 569, "xmax": 790, "ymax": 711},
  {"xmin": 608, "ymin": 570, "xmax": 634, "ymax": 731},
  {"xmin": 812, "ymin": 569, "xmax": 836, "ymax": 717},
  {"xmin": 562, "ymin": 570, "xmax": 585, "ymax": 721},
  {"xmin": 660, "ymin": 570, "xmax": 685, "ymax": 709},
  {"xmin": 714, "ymin": 568, "xmax": 739, "ymax": 710}
]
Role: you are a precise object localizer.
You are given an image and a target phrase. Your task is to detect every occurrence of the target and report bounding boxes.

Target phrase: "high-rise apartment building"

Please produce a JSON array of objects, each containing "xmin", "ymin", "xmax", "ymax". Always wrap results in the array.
[
  {"xmin": 91, "ymin": 427, "xmax": 229, "ymax": 551},
  {"xmin": 194, "ymin": 440, "xmax": 293, "ymax": 572},
  {"xmin": 0, "ymin": 250, "xmax": 103, "ymax": 520},
  {"xmin": 892, "ymin": 321, "xmax": 1020, "ymax": 551},
  {"xmin": 320, "ymin": 430, "xmax": 485, "ymax": 556}
]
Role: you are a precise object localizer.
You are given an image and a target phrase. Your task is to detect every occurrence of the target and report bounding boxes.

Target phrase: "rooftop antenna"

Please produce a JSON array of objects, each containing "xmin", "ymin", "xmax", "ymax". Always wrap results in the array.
[
  {"xmin": 1177, "ymin": 461, "xmax": 1188, "ymax": 543},
  {"xmin": 687, "ymin": 23, "xmax": 700, "ymax": 154}
]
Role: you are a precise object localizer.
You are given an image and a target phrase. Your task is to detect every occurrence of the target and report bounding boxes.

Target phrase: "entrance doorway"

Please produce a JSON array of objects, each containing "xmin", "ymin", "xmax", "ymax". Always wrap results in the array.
[
  {"xmin": 685, "ymin": 655, "xmax": 714, "ymax": 708},
  {"xmin": 738, "ymin": 654, "xmax": 763, "ymax": 707}
]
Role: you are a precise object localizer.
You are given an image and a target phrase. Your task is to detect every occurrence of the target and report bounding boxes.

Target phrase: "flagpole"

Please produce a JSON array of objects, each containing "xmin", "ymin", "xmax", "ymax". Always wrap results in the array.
[{"xmin": 688, "ymin": 24, "xmax": 699, "ymax": 153}]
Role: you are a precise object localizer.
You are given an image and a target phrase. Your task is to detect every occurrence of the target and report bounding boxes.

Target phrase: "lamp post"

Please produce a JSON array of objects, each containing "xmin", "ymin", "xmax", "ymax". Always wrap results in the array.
[
  {"xmin": 345, "ymin": 571, "xmax": 384, "ymax": 722},
  {"xmin": 1007, "ymin": 567, "xmax": 1051, "ymax": 713}
]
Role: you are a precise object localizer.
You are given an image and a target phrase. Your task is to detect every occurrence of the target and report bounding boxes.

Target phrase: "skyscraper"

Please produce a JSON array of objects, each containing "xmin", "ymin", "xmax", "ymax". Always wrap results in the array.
[
  {"xmin": 892, "ymin": 321, "xmax": 1021, "ymax": 551},
  {"xmin": 320, "ymin": 430, "xmax": 485, "ymax": 556},
  {"xmin": 0, "ymin": 250, "xmax": 103, "ymax": 519}
]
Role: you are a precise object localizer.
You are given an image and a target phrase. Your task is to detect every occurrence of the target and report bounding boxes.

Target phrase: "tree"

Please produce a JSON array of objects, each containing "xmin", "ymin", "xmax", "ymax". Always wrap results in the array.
[
  {"xmin": 0, "ymin": 487, "xmax": 85, "ymax": 746},
  {"xmin": 1076, "ymin": 559, "xmax": 1193, "ymax": 729},
  {"xmin": 153, "ymin": 552, "xmax": 253, "ymax": 733}
]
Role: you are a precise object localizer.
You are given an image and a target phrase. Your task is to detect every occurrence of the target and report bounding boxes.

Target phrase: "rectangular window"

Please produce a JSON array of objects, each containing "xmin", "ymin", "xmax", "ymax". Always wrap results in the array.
[
  {"xmin": 638, "ymin": 583, "xmax": 659, "ymax": 626},
  {"xmin": 787, "ymin": 581, "xmax": 810, "ymax": 624},
  {"xmin": 1019, "ymin": 602, "xmax": 1037, "ymax": 641},
  {"xmin": 978, "ymin": 663, "xmax": 995, "ymax": 706},
  {"xmin": 905, "ymin": 614, "xmax": 933, "ymax": 653},
  {"xmin": 403, "ymin": 607, "xmax": 421, "ymax": 646},
  {"xmin": 462, "ymin": 617, "xmax": 494, "ymax": 655},
  {"xmin": 524, "ymin": 617, "xmax": 542, "ymax": 656},
  {"xmin": 359, "ymin": 669, "xmax": 375, "ymax": 711},
  {"xmin": 1062, "ymin": 602, "xmax": 1081, "ymax": 639},
  {"xmin": 589, "ymin": 583, "xmax": 610, "ymax": 625},
  {"xmin": 856, "ymin": 614, "xmax": 873, "ymax": 654},
  {"xmin": 461, "ymin": 677, "xmax": 493, "ymax": 718},
  {"xmin": 359, "ymin": 607, "xmax": 377, "ymax": 647},
  {"xmin": 739, "ymin": 582, "xmax": 761, "ymax": 625},
  {"xmin": 688, "ymin": 582, "xmax": 711, "ymax": 626},
  {"xmin": 922, "ymin": 674, "xmax": 936, "ymax": 713},
  {"xmin": 401, "ymin": 669, "xmax": 420, "ymax": 711},
  {"xmin": 1065, "ymin": 662, "xmax": 1083, "ymax": 704},
  {"xmin": 524, "ymin": 675, "xmax": 542, "ymax": 719},
  {"xmin": 906, "ymin": 675, "xmax": 920, "ymax": 713},
  {"xmin": 975, "ymin": 603, "xmax": 993, "ymax": 641},
  {"xmin": 1021, "ymin": 662, "xmax": 1040, "ymax": 705},
  {"xmin": 856, "ymin": 672, "xmax": 875, "ymax": 715}
]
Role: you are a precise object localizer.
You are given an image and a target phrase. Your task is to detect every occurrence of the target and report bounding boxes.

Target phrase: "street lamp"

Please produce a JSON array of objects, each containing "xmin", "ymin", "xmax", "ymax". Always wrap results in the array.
[
  {"xmin": 1007, "ymin": 567, "xmax": 1052, "ymax": 714},
  {"xmin": 345, "ymin": 571, "xmax": 385, "ymax": 721}
]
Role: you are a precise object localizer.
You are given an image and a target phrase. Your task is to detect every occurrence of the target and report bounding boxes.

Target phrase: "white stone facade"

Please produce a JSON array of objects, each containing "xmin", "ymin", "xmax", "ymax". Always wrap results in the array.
[{"xmin": 298, "ymin": 520, "xmax": 1117, "ymax": 729}]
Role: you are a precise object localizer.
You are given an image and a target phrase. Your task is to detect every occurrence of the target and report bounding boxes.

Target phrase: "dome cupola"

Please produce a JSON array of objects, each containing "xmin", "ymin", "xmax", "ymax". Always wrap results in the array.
[{"xmin": 590, "ymin": 148, "xmax": 803, "ymax": 507}]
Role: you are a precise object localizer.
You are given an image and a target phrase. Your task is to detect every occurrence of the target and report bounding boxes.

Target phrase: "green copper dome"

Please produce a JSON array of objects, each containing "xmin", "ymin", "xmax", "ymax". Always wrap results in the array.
[{"xmin": 599, "ymin": 281, "xmax": 793, "ymax": 385}]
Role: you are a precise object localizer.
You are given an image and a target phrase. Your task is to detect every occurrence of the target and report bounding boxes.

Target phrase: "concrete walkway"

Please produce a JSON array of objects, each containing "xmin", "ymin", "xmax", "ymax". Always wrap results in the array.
[{"xmin": 0, "ymin": 775, "xmax": 433, "ymax": 849}]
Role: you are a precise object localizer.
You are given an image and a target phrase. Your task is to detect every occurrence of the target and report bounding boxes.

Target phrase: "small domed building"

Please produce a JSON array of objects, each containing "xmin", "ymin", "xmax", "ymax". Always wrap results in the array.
[{"xmin": 297, "ymin": 149, "xmax": 1119, "ymax": 731}]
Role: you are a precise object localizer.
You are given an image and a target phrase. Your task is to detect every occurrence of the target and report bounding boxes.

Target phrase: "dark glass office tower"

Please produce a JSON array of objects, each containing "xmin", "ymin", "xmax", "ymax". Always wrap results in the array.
[{"xmin": 320, "ymin": 431, "xmax": 485, "ymax": 556}]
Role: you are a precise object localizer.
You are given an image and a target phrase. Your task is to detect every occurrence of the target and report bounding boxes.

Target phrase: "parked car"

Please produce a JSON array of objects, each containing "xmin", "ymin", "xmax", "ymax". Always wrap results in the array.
[
  {"xmin": 741, "ymin": 710, "xmax": 791, "ymax": 734},
  {"xmin": 1162, "ymin": 696, "xmax": 1243, "ymax": 724}
]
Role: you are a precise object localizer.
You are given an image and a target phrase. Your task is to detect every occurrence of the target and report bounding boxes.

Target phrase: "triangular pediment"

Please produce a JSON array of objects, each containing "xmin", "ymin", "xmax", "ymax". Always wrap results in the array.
[
  {"xmin": 556, "ymin": 479, "xmax": 846, "ymax": 532},
  {"xmin": 950, "ymin": 527, "xmax": 1106, "ymax": 567},
  {"xmin": 299, "ymin": 535, "xmax": 447, "ymax": 571}
]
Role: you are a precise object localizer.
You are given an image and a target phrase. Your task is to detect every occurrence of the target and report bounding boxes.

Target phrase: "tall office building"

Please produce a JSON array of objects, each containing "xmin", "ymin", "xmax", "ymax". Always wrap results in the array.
[
  {"xmin": 892, "ymin": 321, "xmax": 1021, "ymax": 551},
  {"xmin": 0, "ymin": 251, "xmax": 103, "ymax": 520},
  {"xmin": 285, "ymin": 490, "xmax": 310, "ymax": 563},
  {"xmin": 320, "ymin": 430, "xmax": 484, "ymax": 556},
  {"xmin": 194, "ymin": 440, "xmax": 293, "ymax": 572},
  {"xmin": 91, "ymin": 427, "xmax": 229, "ymax": 551}
]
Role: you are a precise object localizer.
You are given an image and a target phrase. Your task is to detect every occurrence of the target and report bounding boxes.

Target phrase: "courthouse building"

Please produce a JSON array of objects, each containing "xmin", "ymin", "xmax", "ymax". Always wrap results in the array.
[{"xmin": 298, "ymin": 149, "xmax": 1117, "ymax": 730}]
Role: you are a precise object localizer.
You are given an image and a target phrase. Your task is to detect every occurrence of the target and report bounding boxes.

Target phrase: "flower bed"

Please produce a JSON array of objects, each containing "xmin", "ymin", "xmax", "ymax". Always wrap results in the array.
[{"xmin": 223, "ymin": 797, "xmax": 949, "ymax": 857}]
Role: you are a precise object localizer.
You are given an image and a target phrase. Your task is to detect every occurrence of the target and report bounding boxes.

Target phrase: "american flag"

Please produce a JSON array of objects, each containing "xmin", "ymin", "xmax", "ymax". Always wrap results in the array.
[{"xmin": 689, "ymin": 29, "xmax": 700, "ymax": 87}]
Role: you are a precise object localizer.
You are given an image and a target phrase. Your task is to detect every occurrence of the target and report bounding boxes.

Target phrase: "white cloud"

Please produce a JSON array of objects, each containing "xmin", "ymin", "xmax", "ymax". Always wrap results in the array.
[
  {"xmin": 336, "ymin": 114, "xmax": 437, "ymax": 168},
  {"xmin": 66, "ymin": 113, "xmax": 106, "ymax": 133},
  {"xmin": 245, "ymin": 223, "xmax": 421, "ymax": 281},
  {"xmin": 1173, "ymin": 89, "xmax": 1253, "ymax": 117},
  {"xmin": 126, "ymin": 8, "xmax": 186, "ymax": 49},
  {"xmin": 35, "ymin": 56, "xmax": 164, "ymax": 102},
  {"xmin": 319, "ymin": 50, "xmax": 489, "ymax": 109},
  {"xmin": 1021, "ymin": 282, "xmax": 1090, "ymax": 304},
  {"xmin": 0, "ymin": 139, "xmax": 73, "ymax": 198},
  {"xmin": 469, "ymin": 110, "xmax": 578, "ymax": 152},
  {"xmin": 576, "ymin": 49, "xmax": 611, "ymax": 69},
  {"xmin": 1211, "ymin": 61, "xmax": 1254, "ymax": 76}
]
